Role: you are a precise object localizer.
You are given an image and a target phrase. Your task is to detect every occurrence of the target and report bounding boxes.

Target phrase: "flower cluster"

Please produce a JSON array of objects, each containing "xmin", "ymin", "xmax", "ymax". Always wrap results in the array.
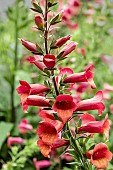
[{"xmin": 15, "ymin": 0, "xmax": 113, "ymax": 169}]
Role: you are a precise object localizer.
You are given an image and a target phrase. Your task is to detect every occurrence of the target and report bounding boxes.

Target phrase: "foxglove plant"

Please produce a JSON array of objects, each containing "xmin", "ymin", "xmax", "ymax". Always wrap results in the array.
[{"xmin": 17, "ymin": 0, "xmax": 112, "ymax": 169}]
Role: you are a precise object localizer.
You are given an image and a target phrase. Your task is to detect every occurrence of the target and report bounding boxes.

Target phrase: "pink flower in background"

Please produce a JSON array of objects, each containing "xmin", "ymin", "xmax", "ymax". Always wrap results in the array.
[
  {"xmin": 76, "ymin": 48, "xmax": 86, "ymax": 56},
  {"xmin": 104, "ymin": 83, "xmax": 113, "ymax": 92},
  {"xmin": 33, "ymin": 158, "xmax": 52, "ymax": 170},
  {"xmin": 18, "ymin": 119, "xmax": 33, "ymax": 134},
  {"xmin": 7, "ymin": 137, "xmax": 25, "ymax": 148}
]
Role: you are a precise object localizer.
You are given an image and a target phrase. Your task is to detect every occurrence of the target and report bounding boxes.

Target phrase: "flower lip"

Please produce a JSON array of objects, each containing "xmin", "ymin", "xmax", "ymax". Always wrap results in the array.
[
  {"xmin": 92, "ymin": 148, "xmax": 108, "ymax": 160},
  {"xmin": 54, "ymin": 94, "xmax": 76, "ymax": 110}
]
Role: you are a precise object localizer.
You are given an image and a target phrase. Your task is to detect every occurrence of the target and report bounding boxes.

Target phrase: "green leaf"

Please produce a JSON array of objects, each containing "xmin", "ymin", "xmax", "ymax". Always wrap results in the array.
[
  {"xmin": 48, "ymin": 2, "xmax": 57, "ymax": 8},
  {"xmin": 0, "ymin": 122, "xmax": 13, "ymax": 149},
  {"xmin": 57, "ymin": 51, "xmax": 64, "ymax": 59},
  {"xmin": 32, "ymin": 3, "xmax": 43, "ymax": 14},
  {"xmin": 36, "ymin": 44, "xmax": 44, "ymax": 55},
  {"xmin": 50, "ymin": 12, "xmax": 62, "ymax": 25}
]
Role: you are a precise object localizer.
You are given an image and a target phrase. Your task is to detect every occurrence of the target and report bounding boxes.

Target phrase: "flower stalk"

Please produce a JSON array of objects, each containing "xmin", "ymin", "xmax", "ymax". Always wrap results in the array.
[{"xmin": 44, "ymin": 0, "xmax": 49, "ymax": 54}]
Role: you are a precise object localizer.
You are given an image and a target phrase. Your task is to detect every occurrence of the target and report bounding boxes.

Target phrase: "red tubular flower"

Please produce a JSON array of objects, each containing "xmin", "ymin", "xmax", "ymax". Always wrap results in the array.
[
  {"xmin": 56, "ymin": 67, "xmax": 74, "ymax": 88},
  {"xmin": 29, "ymin": 55, "xmax": 46, "ymax": 71},
  {"xmin": 7, "ymin": 137, "xmax": 25, "ymax": 148},
  {"xmin": 33, "ymin": 158, "xmax": 52, "ymax": 170},
  {"xmin": 35, "ymin": 16, "xmax": 44, "ymax": 30},
  {"xmin": 18, "ymin": 119, "xmax": 33, "ymax": 134},
  {"xmin": 52, "ymin": 94, "xmax": 77, "ymax": 123},
  {"xmin": 76, "ymin": 91, "xmax": 105, "ymax": 115},
  {"xmin": 16, "ymin": 80, "xmax": 50, "ymax": 112},
  {"xmin": 37, "ymin": 122, "xmax": 58, "ymax": 145},
  {"xmin": 53, "ymin": 35, "xmax": 71, "ymax": 48},
  {"xmin": 23, "ymin": 95, "xmax": 50, "ymax": 112},
  {"xmin": 16, "ymin": 80, "xmax": 50, "ymax": 96},
  {"xmin": 85, "ymin": 143, "xmax": 113, "ymax": 169},
  {"xmin": 43, "ymin": 54, "xmax": 56, "ymax": 69},
  {"xmin": 20, "ymin": 38, "xmax": 37, "ymax": 52},
  {"xmin": 39, "ymin": 110, "xmax": 64, "ymax": 132},
  {"xmin": 37, "ymin": 138, "xmax": 69, "ymax": 158},
  {"xmin": 78, "ymin": 115, "xmax": 110, "ymax": 139},
  {"xmin": 37, "ymin": 139, "xmax": 51, "ymax": 158},
  {"xmin": 59, "ymin": 41, "xmax": 78, "ymax": 58},
  {"xmin": 63, "ymin": 64, "xmax": 96, "ymax": 89},
  {"xmin": 78, "ymin": 113, "xmax": 96, "ymax": 124}
]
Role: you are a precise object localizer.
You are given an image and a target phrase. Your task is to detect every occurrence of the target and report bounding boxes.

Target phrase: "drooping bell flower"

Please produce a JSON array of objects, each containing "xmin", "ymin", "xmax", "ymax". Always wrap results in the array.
[
  {"xmin": 7, "ymin": 136, "xmax": 25, "ymax": 148},
  {"xmin": 20, "ymin": 39, "xmax": 37, "ymax": 52},
  {"xmin": 29, "ymin": 55, "xmax": 46, "ymax": 71},
  {"xmin": 85, "ymin": 143, "xmax": 112, "ymax": 169},
  {"xmin": 33, "ymin": 158, "xmax": 52, "ymax": 170},
  {"xmin": 59, "ymin": 41, "xmax": 78, "ymax": 58},
  {"xmin": 37, "ymin": 122, "xmax": 58, "ymax": 145},
  {"xmin": 43, "ymin": 54, "xmax": 56, "ymax": 69},
  {"xmin": 39, "ymin": 110, "xmax": 64, "ymax": 132},
  {"xmin": 63, "ymin": 64, "xmax": 96, "ymax": 89},
  {"xmin": 18, "ymin": 119, "xmax": 33, "ymax": 134},
  {"xmin": 52, "ymin": 94, "xmax": 77, "ymax": 123},
  {"xmin": 76, "ymin": 91, "xmax": 105, "ymax": 115},
  {"xmin": 22, "ymin": 95, "xmax": 51, "ymax": 112},
  {"xmin": 78, "ymin": 115, "xmax": 110, "ymax": 139},
  {"xmin": 35, "ymin": 16, "xmax": 44, "ymax": 30},
  {"xmin": 52, "ymin": 35, "xmax": 71, "ymax": 48},
  {"xmin": 37, "ymin": 138, "xmax": 69, "ymax": 158}
]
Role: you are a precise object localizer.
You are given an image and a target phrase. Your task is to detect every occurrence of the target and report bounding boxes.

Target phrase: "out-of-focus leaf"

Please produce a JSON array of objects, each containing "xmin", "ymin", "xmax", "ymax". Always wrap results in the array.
[
  {"xmin": 0, "ymin": 122, "xmax": 13, "ymax": 149},
  {"xmin": 0, "ymin": 77, "xmax": 11, "ymax": 110}
]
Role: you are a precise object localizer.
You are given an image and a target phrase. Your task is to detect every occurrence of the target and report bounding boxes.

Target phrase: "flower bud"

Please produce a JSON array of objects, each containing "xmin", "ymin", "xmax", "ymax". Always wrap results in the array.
[
  {"xmin": 35, "ymin": 16, "xmax": 44, "ymax": 30},
  {"xmin": 20, "ymin": 38, "xmax": 37, "ymax": 52},
  {"xmin": 43, "ymin": 54, "xmax": 56, "ymax": 69},
  {"xmin": 52, "ymin": 35, "xmax": 71, "ymax": 48}
]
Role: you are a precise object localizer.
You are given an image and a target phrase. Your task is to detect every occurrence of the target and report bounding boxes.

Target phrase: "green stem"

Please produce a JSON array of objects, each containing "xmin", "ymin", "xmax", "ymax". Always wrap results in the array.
[
  {"xmin": 51, "ymin": 70, "xmax": 59, "ymax": 96},
  {"xmin": 11, "ymin": 0, "xmax": 19, "ymax": 122},
  {"xmin": 44, "ymin": 0, "xmax": 48, "ymax": 54},
  {"xmin": 67, "ymin": 123, "xmax": 89, "ymax": 170}
]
